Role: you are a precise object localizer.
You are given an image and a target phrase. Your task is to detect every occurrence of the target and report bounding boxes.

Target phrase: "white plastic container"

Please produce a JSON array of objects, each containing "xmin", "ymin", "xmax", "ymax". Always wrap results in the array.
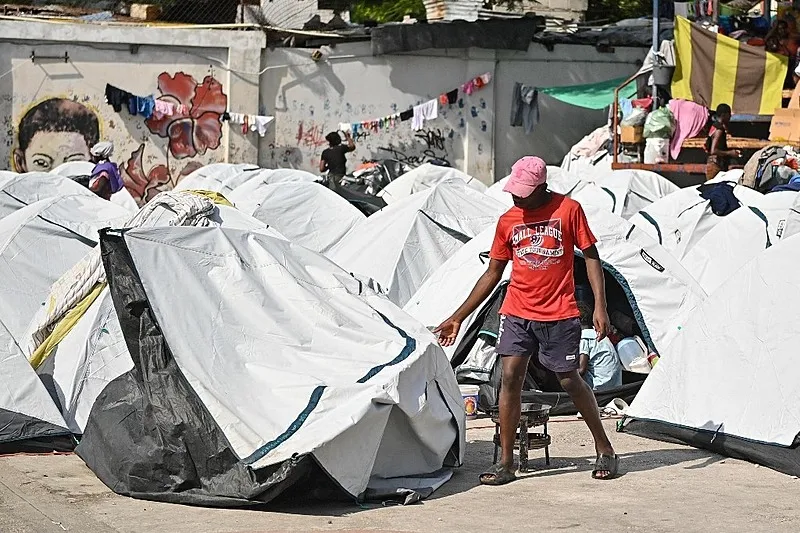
[
  {"xmin": 459, "ymin": 385, "xmax": 480, "ymax": 420},
  {"xmin": 617, "ymin": 336, "xmax": 647, "ymax": 371}
]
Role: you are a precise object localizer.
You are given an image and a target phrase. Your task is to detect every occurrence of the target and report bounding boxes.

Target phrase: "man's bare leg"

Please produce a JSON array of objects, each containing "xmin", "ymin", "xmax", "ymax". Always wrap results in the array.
[
  {"xmin": 498, "ymin": 355, "xmax": 531, "ymax": 469},
  {"xmin": 557, "ymin": 370, "xmax": 616, "ymax": 478}
]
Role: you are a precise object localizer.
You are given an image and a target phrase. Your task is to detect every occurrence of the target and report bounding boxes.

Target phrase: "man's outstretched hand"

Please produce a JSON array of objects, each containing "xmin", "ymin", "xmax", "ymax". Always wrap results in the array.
[{"xmin": 432, "ymin": 317, "xmax": 462, "ymax": 347}]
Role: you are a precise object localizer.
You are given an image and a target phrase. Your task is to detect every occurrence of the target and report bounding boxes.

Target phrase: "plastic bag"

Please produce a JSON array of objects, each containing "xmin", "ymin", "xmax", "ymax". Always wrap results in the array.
[
  {"xmin": 644, "ymin": 107, "xmax": 675, "ymax": 139},
  {"xmin": 620, "ymin": 107, "xmax": 647, "ymax": 127},
  {"xmin": 644, "ymin": 138, "xmax": 670, "ymax": 164}
]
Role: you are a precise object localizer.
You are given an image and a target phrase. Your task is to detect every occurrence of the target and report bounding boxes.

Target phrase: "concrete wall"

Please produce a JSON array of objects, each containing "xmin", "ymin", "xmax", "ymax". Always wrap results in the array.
[
  {"xmin": 260, "ymin": 44, "xmax": 496, "ymax": 181},
  {"xmin": 494, "ymin": 43, "xmax": 647, "ymax": 178},
  {"xmin": 261, "ymin": 42, "xmax": 646, "ymax": 183},
  {"xmin": 0, "ymin": 20, "xmax": 263, "ymax": 203}
]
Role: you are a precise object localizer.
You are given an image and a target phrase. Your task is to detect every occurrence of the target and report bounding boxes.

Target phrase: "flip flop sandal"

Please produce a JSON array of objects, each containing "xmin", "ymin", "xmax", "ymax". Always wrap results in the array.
[
  {"xmin": 480, "ymin": 464, "xmax": 517, "ymax": 486},
  {"xmin": 592, "ymin": 454, "xmax": 619, "ymax": 480}
]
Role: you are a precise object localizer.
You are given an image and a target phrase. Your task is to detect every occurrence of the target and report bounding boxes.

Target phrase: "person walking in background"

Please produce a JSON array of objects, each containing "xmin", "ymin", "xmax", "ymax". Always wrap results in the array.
[
  {"xmin": 705, "ymin": 103, "xmax": 740, "ymax": 181},
  {"xmin": 434, "ymin": 156, "xmax": 618, "ymax": 486},
  {"xmin": 319, "ymin": 130, "xmax": 356, "ymax": 190}
]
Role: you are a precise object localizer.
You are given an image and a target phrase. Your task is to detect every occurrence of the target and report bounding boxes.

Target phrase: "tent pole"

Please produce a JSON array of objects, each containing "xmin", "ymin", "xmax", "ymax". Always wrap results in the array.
[{"xmin": 652, "ymin": 0, "xmax": 659, "ymax": 101}]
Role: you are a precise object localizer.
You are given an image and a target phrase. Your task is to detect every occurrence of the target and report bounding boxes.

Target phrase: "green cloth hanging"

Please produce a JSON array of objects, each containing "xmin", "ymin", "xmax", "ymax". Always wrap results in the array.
[{"xmin": 539, "ymin": 77, "xmax": 637, "ymax": 110}]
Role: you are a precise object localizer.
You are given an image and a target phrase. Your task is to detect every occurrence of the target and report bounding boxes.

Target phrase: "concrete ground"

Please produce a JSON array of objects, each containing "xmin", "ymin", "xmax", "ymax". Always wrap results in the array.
[{"xmin": 1, "ymin": 417, "xmax": 798, "ymax": 533}]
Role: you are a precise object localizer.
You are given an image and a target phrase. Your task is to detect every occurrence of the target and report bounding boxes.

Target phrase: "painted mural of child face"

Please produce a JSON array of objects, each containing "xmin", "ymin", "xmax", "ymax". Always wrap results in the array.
[
  {"xmin": 13, "ymin": 98, "xmax": 100, "ymax": 174},
  {"xmin": 18, "ymin": 131, "xmax": 92, "ymax": 172}
]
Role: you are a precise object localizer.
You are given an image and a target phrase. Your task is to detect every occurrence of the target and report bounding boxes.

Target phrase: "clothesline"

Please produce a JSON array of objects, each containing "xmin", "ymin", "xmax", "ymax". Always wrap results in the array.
[
  {"xmin": 104, "ymin": 83, "xmax": 274, "ymax": 137},
  {"xmin": 337, "ymin": 72, "xmax": 492, "ymax": 136}
]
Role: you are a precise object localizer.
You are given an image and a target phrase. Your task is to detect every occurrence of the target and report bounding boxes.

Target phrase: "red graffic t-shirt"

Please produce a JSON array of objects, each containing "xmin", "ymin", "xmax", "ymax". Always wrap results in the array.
[{"xmin": 489, "ymin": 193, "xmax": 597, "ymax": 322}]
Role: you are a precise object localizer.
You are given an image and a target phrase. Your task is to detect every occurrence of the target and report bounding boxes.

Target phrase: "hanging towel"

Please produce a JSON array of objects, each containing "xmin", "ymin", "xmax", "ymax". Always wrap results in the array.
[
  {"xmin": 697, "ymin": 182, "xmax": 741, "ymax": 216},
  {"xmin": 510, "ymin": 83, "xmax": 539, "ymax": 135},
  {"xmin": 399, "ymin": 109, "xmax": 413, "ymax": 121},
  {"xmin": 668, "ymin": 99, "xmax": 710, "ymax": 160},
  {"xmin": 338, "ymin": 122, "xmax": 351, "ymax": 133},
  {"xmin": 412, "ymin": 99, "xmax": 438, "ymax": 131}
]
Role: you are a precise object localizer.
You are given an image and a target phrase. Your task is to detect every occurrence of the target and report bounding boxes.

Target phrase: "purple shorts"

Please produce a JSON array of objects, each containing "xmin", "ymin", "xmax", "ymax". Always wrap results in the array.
[{"xmin": 496, "ymin": 315, "xmax": 582, "ymax": 373}]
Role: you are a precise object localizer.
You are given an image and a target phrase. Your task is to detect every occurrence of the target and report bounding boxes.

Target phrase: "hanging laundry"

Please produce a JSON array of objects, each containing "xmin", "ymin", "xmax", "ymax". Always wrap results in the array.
[
  {"xmin": 153, "ymin": 100, "xmax": 176, "ymax": 120},
  {"xmin": 668, "ymin": 99, "xmax": 710, "ymax": 160},
  {"xmin": 510, "ymin": 82, "xmax": 539, "ymax": 135},
  {"xmin": 221, "ymin": 112, "xmax": 231, "ymax": 122},
  {"xmin": 446, "ymin": 89, "xmax": 458, "ymax": 105},
  {"xmin": 412, "ymin": 99, "xmax": 438, "ymax": 131},
  {"xmin": 480, "ymin": 72, "xmax": 492, "ymax": 85},
  {"xmin": 399, "ymin": 109, "xmax": 413, "ymax": 121},
  {"xmin": 439, "ymin": 93, "xmax": 449, "ymax": 106},
  {"xmin": 105, "ymin": 84, "xmax": 131, "ymax": 113},
  {"xmin": 338, "ymin": 122, "xmax": 351, "ymax": 133},
  {"xmin": 250, "ymin": 116, "xmax": 274, "ymax": 137},
  {"xmin": 462, "ymin": 80, "xmax": 476, "ymax": 95},
  {"xmin": 619, "ymin": 98, "xmax": 634, "ymax": 119},
  {"xmin": 127, "ymin": 95, "xmax": 155, "ymax": 119}
]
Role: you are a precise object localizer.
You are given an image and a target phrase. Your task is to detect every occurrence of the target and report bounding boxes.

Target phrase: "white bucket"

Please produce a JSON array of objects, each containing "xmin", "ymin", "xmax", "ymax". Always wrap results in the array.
[
  {"xmin": 459, "ymin": 385, "xmax": 480, "ymax": 420},
  {"xmin": 617, "ymin": 336, "xmax": 646, "ymax": 371}
]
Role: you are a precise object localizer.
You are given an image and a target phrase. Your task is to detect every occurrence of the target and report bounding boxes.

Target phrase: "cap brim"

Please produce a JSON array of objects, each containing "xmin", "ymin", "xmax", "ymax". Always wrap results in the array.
[{"xmin": 503, "ymin": 180, "xmax": 536, "ymax": 198}]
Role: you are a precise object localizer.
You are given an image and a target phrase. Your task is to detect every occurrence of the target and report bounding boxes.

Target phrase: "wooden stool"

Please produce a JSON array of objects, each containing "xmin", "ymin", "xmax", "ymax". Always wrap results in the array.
[{"xmin": 490, "ymin": 402, "xmax": 551, "ymax": 473}]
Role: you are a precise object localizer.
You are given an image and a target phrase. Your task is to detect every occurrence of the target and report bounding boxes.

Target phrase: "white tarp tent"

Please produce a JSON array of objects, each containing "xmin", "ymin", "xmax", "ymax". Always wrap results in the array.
[
  {"xmin": 0, "ymin": 195, "xmax": 129, "ymax": 449},
  {"xmin": 679, "ymin": 192, "xmax": 800, "ymax": 294},
  {"xmin": 228, "ymin": 180, "xmax": 364, "ymax": 254},
  {"xmin": 23, "ymin": 193, "xmax": 278, "ymax": 436},
  {"xmin": 76, "ymin": 225, "xmax": 465, "ymax": 506},
  {"xmin": 629, "ymin": 183, "xmax": 765, "ymax": 260},
  {"xmin": 377, "ymin": 164, "xmax": 487, "ymax": 204},
  {"xmin": 0, "ymin": 172, "xmax": 98, "ymax": 220},
  {"xmin": 329, "ymin": 179, "xmax": 506, "ymax": 306},
  {"xmin": 623, "ymin": 232, "xmax": 800, "ymax": 476}
]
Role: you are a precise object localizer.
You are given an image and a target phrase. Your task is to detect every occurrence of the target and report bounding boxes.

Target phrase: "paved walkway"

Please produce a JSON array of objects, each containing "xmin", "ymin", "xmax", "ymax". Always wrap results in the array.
[{"xmin": 1, "ymin": 418, "xmax": 798, "ymax": 533}]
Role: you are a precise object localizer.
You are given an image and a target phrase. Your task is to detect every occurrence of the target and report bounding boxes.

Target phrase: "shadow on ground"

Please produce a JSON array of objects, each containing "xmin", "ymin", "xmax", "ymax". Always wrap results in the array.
[{"xmin": 261, "ymin": 437, "xmax": 722, "ymax": 517}]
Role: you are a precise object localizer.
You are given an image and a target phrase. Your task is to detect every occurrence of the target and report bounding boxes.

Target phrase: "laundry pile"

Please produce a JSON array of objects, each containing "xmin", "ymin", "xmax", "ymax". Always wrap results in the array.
[{"xmin": 740, "ymin": 144, "xmax": 800, "ymax": 192}]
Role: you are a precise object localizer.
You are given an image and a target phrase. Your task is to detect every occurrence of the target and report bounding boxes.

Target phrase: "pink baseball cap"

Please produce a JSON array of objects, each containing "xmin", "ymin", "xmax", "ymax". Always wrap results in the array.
[{"xmin": 503, "ymin": 156, "xmax": 547, "ymax": 198}]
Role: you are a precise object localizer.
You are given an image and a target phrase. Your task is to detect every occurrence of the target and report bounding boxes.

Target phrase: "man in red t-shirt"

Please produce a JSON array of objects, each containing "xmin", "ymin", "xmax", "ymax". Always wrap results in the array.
[{"xmin": 434, "ymin": 156, "xmax": 618, "ymax": 484}]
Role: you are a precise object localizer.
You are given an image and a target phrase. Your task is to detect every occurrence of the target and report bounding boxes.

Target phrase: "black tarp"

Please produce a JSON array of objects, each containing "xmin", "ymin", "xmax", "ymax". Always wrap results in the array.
[
  {"xmin": 371, "ymin": 18, "xmax": 543, "ymax": 56},
  {"xmin": 622, "ymin": 419, "xmax": 800, "ymax": 478},
  {"xmin": 76, "ymin": 228, "xmax": 334, "ymax": 507},
  {"xmin": 0, "ymin": 409, "xmax": 73, "ymax": 454}
]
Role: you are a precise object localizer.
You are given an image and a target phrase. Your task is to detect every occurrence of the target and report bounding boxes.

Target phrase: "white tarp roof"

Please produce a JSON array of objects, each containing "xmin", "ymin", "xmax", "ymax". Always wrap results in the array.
[
  {"xmin": 583, "ymin": 170, "xmax": 680, "ymax": 219},
  {"xmin": 627, "ymin": 232, "xmax": 800, "ymax": 446},
  {"xmin": 405, "ymin": 205, "xmax": 706, "ymax": 357},
  {"xmin": 329, "ymin": 179, "xmax": 506, "ymax": 306},
  {"xmin": 680, "ymin": 192, "xmax": 800, "ymax": 294},
  {"xmin": 0, "ymin": 172, "xmax": 98, "ymax": 220},
  {"xmin": 175, "ymin": 165, "xmax": 319, "ymax": 196},
  {"xmin": 97, "ymin": 225, "xmax": 464, "ymax": 498},
  {"xmin": 228, "ymin": 180, "xmax": 364, "ymax": 255},
  {"xmin": 629, "ymin": 183, "xmax": 765, "ymax": 260},
  {"xmin": 378, "ymin": 164, "xmax": 487, "ymax": 204}
]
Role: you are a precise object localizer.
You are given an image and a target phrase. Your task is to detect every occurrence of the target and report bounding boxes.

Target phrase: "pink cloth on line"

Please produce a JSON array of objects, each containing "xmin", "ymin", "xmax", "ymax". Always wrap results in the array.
[{"xmin": 669, "ymin": 99, "xmax": 710, "ymax": 160}]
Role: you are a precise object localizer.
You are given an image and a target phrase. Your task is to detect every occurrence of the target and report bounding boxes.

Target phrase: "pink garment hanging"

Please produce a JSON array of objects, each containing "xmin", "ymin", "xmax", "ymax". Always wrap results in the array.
[
  {"xmin": 153, "ymin": 100, "xmax": 175, "ymax": 119},
  {"xmin": 668, "ymin": 99, "xmax": 710, "ymax": 160}
]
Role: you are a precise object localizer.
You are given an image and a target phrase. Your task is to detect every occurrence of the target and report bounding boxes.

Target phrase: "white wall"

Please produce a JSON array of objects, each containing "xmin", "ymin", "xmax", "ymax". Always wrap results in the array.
[
  {"xmin": 260, "ymin": 43, "xmax": 496, "ymax": 181},
  {"xmin": 261, "ymin": 42, "xmax": 646, "ymax": 183},
  {"xmin": 494, "ymin": 43, "xmax": 647, "ymax": 178}
]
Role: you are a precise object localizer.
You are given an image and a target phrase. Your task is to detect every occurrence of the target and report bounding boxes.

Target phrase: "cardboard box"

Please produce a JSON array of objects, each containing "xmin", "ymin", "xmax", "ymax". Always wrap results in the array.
[
  {"xmin": 130, "ymin": 4, "xmax": 162, "ymax": 21},
  {"xmin": 620, "ymin": 125, "xmax": 644, "ymax": 144},
  {"xmin": 769, "ymin": 108, "xmax": 800, "ymax": 143}
]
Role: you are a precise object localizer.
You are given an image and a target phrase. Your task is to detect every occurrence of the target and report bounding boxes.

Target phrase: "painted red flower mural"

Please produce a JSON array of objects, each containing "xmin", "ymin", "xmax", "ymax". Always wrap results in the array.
[
  {"xmin": 123, "ymin": 144, "xmax": 204, "ymax": 203},
  {"xmin": 146, "ymin": 72, "xmax": 227, "ymax": 159}
]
